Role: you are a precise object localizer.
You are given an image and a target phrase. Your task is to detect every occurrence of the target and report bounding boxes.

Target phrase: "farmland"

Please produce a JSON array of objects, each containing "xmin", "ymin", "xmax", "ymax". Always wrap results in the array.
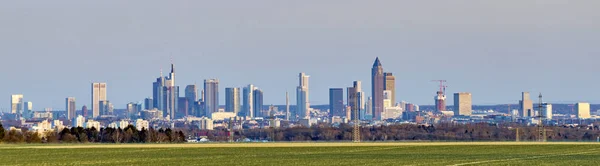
[{"xmin": 0, "ymin": 142, "xmax": 598, "ymax": 165}]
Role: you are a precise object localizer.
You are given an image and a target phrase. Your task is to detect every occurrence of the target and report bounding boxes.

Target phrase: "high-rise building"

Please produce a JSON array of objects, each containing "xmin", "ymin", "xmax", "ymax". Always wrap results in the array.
[
  {"xmin": 453, "ymin": 92, "xmax": 472, "ymax": 116},
  {"xmin": 365, "ymin": 96, "xmax": 373, "ymax": 120},
  {"xmin": 66, "ymin": 97, "xmax": 76, "ymax": 120},
  {"xmin": 177, "ymin": 97, "xmax": 188, "ymax": 118},
  {"xmin": 204, "ymin": 79, "xmax": 219, "ymax": 117},
  {"xmin": 384, "ymin": 72, "xmax": 396, "ymax": 105},
  {"xmin": 329, "ymin": 88, "xmax": 344, "ymax": 118},
  {"xmin": 91, "ymin": 83, "xmax": 107, "ymax": 118},
  {"xmin": 185, "ymin": 85, "xmax": 198, "ymax": 116},
  {"xmin": 126, "ymin": 102, "xmax": 140, "ymax": 119},
  {"xmin": 383, "ymin": 90, "xmax": 393, "ymax": 108},
  {"xmin": 519, "ymin": 92, "xmax": 533, "ymax": 117},
  {"xmin": 99, "ymin": 100, "xmax": 113, "ymax": 116},
  {"xmin": 371, "ymin": 58, "xmax": 384, "ymax": 120},
  {"xmin": 144, "ymin": 98, "xmax": 153, "ymax": 110},
  {"xmin": 243, "ymin": 84, "xmax": 255, "ymax": 118},
  {"xmin": 253, "ymin": 89, "xmax": 264, "ymax": 117},
  {"xmin": 225, "ymin": 88, "xmax": 241, "ymax": 115},
  {"xmin": 11, "ymin": 94, "xmax": 24, "ymax": 115},
  {"xmin": 347, "ymin": 81, "xmax": 364, "ymax": 120},
  {"xmin": 434, "ymin": 91, "xmax": 446, "ymax": 112},
  {"xmin": 153, "ymin": 64, "xmax": 179, "ymax": 120},
  {"xmin": 82, "ymin": 105, "xmax": 88, "ymax": 118},
  {"xmin": 542, "ymin": 103, "xmax": 553, "ymax": 120},
  {"xmin": 23, "ymin": 101, "xmax": 33, "ymax": 119},
  {"xmin": 575, "ymin": 102, "xmax": 591, "ymax": 119},
  {"xmin": 296, "ymin": 72, "xmax": 310, "ymax": 120}
]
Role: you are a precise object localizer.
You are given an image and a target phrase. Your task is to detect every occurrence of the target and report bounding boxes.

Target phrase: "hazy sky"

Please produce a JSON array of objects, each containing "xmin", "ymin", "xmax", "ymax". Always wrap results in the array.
[{"xmin": 1, "ymin": 0, "xmax": 599, "ymax": 110}]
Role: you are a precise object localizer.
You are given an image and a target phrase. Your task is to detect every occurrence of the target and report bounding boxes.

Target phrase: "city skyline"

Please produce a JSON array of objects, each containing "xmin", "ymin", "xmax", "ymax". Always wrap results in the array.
[{"xmin": 2, "ymin": 1, "xmax": 600, "ymax": 109}]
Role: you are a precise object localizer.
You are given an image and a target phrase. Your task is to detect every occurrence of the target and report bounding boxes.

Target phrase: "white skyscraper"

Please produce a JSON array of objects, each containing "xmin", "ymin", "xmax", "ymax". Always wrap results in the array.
[
  {"xmin": 91, "ymin": 83, "xmax": 107, "ymax": 118},
  {"xmin": 10, "ymin": 94, "xmax": 24, "ymax": 115},
  {"xmin": 542, "ymin": 103, "xmax": 552, "ymax": 120},
  {"xmin": 296, "ymin": 72, "xmax": 310, "ymax": 120}
]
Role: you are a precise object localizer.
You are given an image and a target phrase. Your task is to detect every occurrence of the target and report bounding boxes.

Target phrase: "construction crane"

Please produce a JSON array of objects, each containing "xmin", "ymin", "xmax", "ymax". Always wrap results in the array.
[{"xmin": 431, "ymin": 80, "xmax": 447, "ymax": 95}]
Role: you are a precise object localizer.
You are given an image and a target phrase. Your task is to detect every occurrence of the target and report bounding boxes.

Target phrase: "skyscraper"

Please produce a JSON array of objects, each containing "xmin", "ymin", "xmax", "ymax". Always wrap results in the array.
[
  {"xmin": 177, "ymin": 97, "xmax": 188, "ymax": 118},
  {"xmin": 329, "ymin": 88, "xmax": 344, "ymax": 118},
  {"xmin": 542, "ymin": 103, "xmax": 553, "ymax": 120},
  {"xmin": 204, "ymin": 79, "xmax": 219, "ymax": 117},
  {"xmin": 10, "ymin": 94, "xmax": 23, "ymax": 115},
  {"xmin": 371, "ymin": 58, "xmax": 384, "ymax": 120},
  {"xmin": 163, "ymin": 64, "xmax": 179, "ymax": 120},
  {"xmin": 127, "ymin": 102, "xmax": 140, "ymax": 119},
  {"xmin": 144, "ymin": 98, "xmax": 153, "ymax": 110},
  {"xmin": 185, "ymin": 85, "xmax": 198, "ymax": 116},
  {"xmin": 23, "ymin": 101, "xmax": 33, "ymax": 119},
  {"xmin": 243, "ymin": 84, "xmax": 255, "ymax": 118},
  {"xmin": 453, "ymin": 92, "xmax": 472, "ymax": 116},
  {"xmin": 434, "ymin": 91, "xmax": 446, "ymax": 112},
  {"xmin": 575, "ymin": 102, "xmax": 591, "ymax": 119},
  {"xmin": 519, "ymin": 92, "xmax": 533, "ymax": 117},
  {"xmin": 153, "ymin": 72, "xmax": 165, "ymax": 110},
  {"xmin": 99, "ymin": 100, "xmax": 113, "ymax": 116},
  {"xmin": 82, "ymin": 105, "xmax": 88, "ymax": 118},
  {"xmin": 91, "ymin": 83, "xmax": 107, "ymax": 118},
  {"xmin": 296, "ymin": 72, "xmax": 310, "ymax": 120},
  {"xmin": 384, "ymin": 72, "xmax": 396, "ymax": 105},
  {"xmin": 253, "ymin": 88, "xmax": 264, "ymax": 118},
  {"xmin": 66, "ymin": 97, "xmax": 76, "ymax": 120},
  {"xmin": 225, "ymin": 87, "xmax": 241, "ymax": 115}
]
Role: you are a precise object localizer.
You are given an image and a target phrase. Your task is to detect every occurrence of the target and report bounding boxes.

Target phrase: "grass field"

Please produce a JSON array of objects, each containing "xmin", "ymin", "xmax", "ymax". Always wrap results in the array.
[{"xmin": 0, "ymin": 142, "xmax": 599, "ymax": 165}]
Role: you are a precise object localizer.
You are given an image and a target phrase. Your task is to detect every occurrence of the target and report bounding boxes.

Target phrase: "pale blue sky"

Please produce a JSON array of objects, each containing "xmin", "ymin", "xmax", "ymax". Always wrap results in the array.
[{"xmin": 1, "ymin": 0, "xmax": 599, "ymax": 110}]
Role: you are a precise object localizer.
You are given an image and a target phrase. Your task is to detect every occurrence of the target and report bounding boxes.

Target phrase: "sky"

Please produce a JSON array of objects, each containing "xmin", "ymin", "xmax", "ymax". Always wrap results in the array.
[{"xmin": 0, "ymin": 0, "xmax": 599, "ymax": 111}]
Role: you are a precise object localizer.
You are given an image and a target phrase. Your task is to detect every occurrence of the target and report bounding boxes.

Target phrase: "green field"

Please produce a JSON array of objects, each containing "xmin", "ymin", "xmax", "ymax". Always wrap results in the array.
[{"xmin": 0, "ymin": 143, "xmax": 599, "ymax": 165}]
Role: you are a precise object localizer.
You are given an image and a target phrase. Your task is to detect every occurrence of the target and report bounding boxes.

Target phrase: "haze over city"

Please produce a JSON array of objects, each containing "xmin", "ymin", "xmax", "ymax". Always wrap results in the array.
[{"xmin": 1, "ymin": 1, "xmax": 599, "ymax": 110}]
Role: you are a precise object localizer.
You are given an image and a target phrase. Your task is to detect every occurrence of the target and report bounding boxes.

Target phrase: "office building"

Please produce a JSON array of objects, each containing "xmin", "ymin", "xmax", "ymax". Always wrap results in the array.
[
  {"xmin": 185, "ymin": 85, "xmax": 198, "ymax": 116},
  {"xmin": 243, "ymin": 84, "xmax": 255, "ymax": 118},
  {"xmin": 82, "ymin": 105, "xmax": 88, "ymax": 118},
  {"xmin": 99, "ymin": 100, "xmax": 113, "ymax": 116},
  {"xmin": 453, "ymin": 92, "xmax": 472, "ymax": 116},
  {"xmin": 296, "ymin": 72, "xmax": 310, "ymax": 120},
  {"xmin": 23, "ymin": 101, "xmax": 33, "ymax": 119},
  {"xmin": 127, "ymin": 102, "xmax": 141, "ymax": 119},
  {"xmin": 347, "ymin": 81, "xmax": 364, "ymax": 120},
  {"xmin": 286, "ymin": 92, "xmax": 290, "ymax": 121},
  {"xmin": 371, "ymin": 58, "xmax": 384, "ymax": 120},
  {"xmin": 153, "ymin": 64, "xmax": 179, "ymax": 120},
  {"xmin": 66, "ymin": 97, "xmax": 76, "ymax": 120},
  {"xmin": 152, "ymin": 73, "xmax": 165, "ymax": 110},
  {"xmin": 253, "ymin": 88, "xmax": 264, "ymax": 117},
  {"xmin": 73, "ymin": 115, "xmax": 85, "ymax": 128},
  {"xmin": 519, "ymin": 92, "xmax": 533, "ymax": 117},
  {"xmin": 225, "ymin": 87, "xmax": 241, "ymax": 115},
  {"xmin": 144, "ymin": 98, "xmax": 153, "ymax": 110},
  {"xmin": 91, "ymin": 83, "xmax": 107, "ymax": 118},
  {"xmin": 434, "ymin": 91, "xmax": 446, "ymax": 112},
  {"xmin": 329, "ymin": 88, "xmax": 344, "ymax": 118},
  {"xmin": 11, "ymin": 94, "xmax": 24, "ymax": 115},
  {"xmin": 384, "ymin": 72, "xmax": 396, "ymax": 105},
  {"xmin": 204, "ymin": 79, "xmax": 219, "ymax": 117},
  {"xmin": 542, "ymin": 103, "xmax": 552, "ymax": 120},
  {"xmin": 575, "ymin": 102, "xmax": 591, "ymax": 119},
  {"xmin": 177, "ymin": 97, "xmax": 188, "ymax": 118}
]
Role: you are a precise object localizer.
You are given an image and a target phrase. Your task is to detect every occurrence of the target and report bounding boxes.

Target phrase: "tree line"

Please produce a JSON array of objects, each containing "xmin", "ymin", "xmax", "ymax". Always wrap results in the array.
[
  {"xmin": 194, "ymin": 123, "xmax": 600, "ymax": 142},
  {"xmin": 0, "ymin": 122, "xmax": 186, "ymax": 144}
]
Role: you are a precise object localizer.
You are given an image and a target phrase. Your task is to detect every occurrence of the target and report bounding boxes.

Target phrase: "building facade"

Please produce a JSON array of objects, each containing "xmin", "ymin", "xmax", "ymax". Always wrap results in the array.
[
  {"xmin": 371, "ymin": 58, "xmax": 384, "ymax": 120},
  {"xmin": 329, "ymin": 88, "xmax": 344, "ymax": 118},
  {"xmin": 453, "ymin": 92, "xmax": 472, "ymax": 116},
  {"xmin": 66, "ymin": 97, "xmax": 76, "ymax": 120},
  {"xmin": 91, "ymin": 83, "xmax": 107, "ymax": 118},
  {"xmin": 253, "ymin": 88, "xmax": 264, "ymax": 118},
  {"xmin": 519, "ymin": 92, "xmax": 533, "ymax": 117},
  {"xmin": 575, "ymin": 102, "xmax": 591, "ymax": 119},
  {"xmin": 204, "ymin": 79, "xmax": 219, "ymax": 118},
  {"xmin": 11, "ymin": 94, "xmax": 23, "ymax": 115},
  {"xmin": 225, "ymin": 87, "xmax": 241, "ymax": 115},
  {"xmin": 296, "ymin": 72, "xmax": 310, "ymax": 120},
  {"xmin": 384, "ymin": 72, "xmax": 396, "ymax": 105},
  {"xmin": 243, "ymin": 84, "xmax": 255, "ymax": 118}
]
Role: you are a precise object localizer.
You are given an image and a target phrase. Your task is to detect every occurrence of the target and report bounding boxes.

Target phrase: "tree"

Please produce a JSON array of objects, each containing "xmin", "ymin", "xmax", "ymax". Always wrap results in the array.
[
  {"xmin": 0, "ymin": 122, "xmax": 5, "ymax": 142},
  {"xmin": 24, "ymin": 131, "xmax": 42, "ymax": 143}
]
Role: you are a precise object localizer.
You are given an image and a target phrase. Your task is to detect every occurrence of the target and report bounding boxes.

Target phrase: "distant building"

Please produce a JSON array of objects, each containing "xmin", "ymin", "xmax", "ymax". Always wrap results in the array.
[
  {"xmin": 204, "ymin": 79, "xmax": 219, "ymax": 117},
  {"xmin": 135, "ymin": 119, "xmax": 149, "ymax": 131},
  {"xmin": 434, "ymin": 91, "xmax": 446, "ymax": 112},
  {"xmin": 347, "ymin": 81, "xmax": 364, "ymax": 120},
  {"xmin": 185, "ymin": 85, "xmax": 198, "ymax": 117},
  {"xmin": 141, "ymin": 109, "xmax": 163, "ymax": 120},
  {"xmin": 329, "ymin": 88, "xmax": 344, "ymax": 118},
  {"xmin": 126, "ymin": 102, "xmax": 141, "ymax": 119},
  {"xmin": 99, "ymin": 100, "xmax": 113, "ymax": 116},
  {"xmin": 575, "ymin": 102, "xmax": 591, "ymax": 119},
  {"xmin": 91, "ymin": 83, "xmax": 107, "ymax": 118},
  {"xmin": 542, "ymin": 103, "xmax": 553, "ymax": 120},
  {"xmin": 253, "ymin": 88, "xmax": 264, "ymax": 118},
  {"xmin": 11, "ymin": 94, "xmax": 24, "ymax": 115},
  {"xmin": 296, "ymin": 72, "xmax": 310, "ymax": 120},
  {"xmin": 86, "ymin": 120, "xmax": 100, "ymax": 129},
  {"xmin": 66, "ymin": 97, "xmax": 76, "ymax": 120},
  {"xmin": 81, "ymin": 105, "xmax": 88, "ymax": 118},
  {"xmin": 225, "ymin": 87, "xmax": 241, "ymax": 115},
  {"xmin": 144, "ymin": 98, "xmax": 153, "ymax": 110},
  {"xmin": 243, "ymin": 84, "xmax": 255, "ymax": 118},
  {"xmin": 384, "ymin": 72, "xmax": 396, "ymax": 105},
  {"xmin": 73, "ymin": 115, "xmax": 86, "ymax": 128},
  {"xmin": 519, "ymin": 92, "xmax": 533, "ymax": 117},
  {"xmin": 198, "ymin": 117, "xmax": 214, "ymax": 130},
  {"xmin": 454, "ymin": 92, "xmax": 472, "ymax": 116},
  {"xmin": 23, "ymin": 101, "xmax": 33, "ymax": 119},
  {"xmin": 154, "ymin": 64, "xmax": 179, "ymax": 120},
  {"xmin": 371, "ymin": 58, "xmax": 384, "ymax": 120},
  {"xmin": 177, "ymin": 97, "xmax": 188, "ymax": 118},
  {"xmin": 383, "ymin": 90, "xmax": 393, "ymax": 108}
]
